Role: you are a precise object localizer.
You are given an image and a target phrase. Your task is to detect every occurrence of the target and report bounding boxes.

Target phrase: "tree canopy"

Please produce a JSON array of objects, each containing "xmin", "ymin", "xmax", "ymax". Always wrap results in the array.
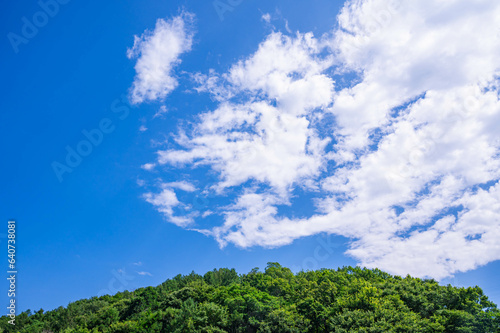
[{"xmin": 1, "ymin": 263, "xmax": 499, "ymax": 332}]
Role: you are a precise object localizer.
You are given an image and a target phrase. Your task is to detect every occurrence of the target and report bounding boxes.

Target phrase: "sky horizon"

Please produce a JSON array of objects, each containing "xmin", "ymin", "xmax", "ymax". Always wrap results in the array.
[{"xmin": 2, "ymin": 0, "xmax": 500, "ymax": 313}]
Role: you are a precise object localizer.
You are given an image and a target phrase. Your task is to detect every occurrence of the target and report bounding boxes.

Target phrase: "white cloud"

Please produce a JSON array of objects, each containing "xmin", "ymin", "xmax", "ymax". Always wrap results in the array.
[
  {"xmin": 143, "ymin": 181, "xmax": 198, "ymax": 226},
  {"xmin": 154, "ymin": 105, "xmax": 169, "ymax": 118},
  {"xmin": 319, "ymin": 0, "xmax": 500, "ymax": 278},
  {"xmin": 158, "ymin": 32, "xmax": 334, "ymax": 196},
  {"xmin": 127, "ymin": 12, "xmax": 195, "ymax": 104},
  {"xmin": 139, "ymin": 1, "xmax": 500, "ymax": 280},
  {"xmin": 137, "ymin": 271, "xmax": 152, "ymax": 276},
  {"xmin": 165, "ymin": 181, "xmax": 197, "ymax": 192},
  {"xmin": 331, "ymin": 0, "xmax": 500, "ymax": 152},
  {"xmin": 141, "ymin": 163, "xmax": 156, "ymax": 171}
]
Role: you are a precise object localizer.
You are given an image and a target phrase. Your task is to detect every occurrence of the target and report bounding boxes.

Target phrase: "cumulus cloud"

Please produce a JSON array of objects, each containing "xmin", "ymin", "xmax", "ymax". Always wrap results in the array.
[
  {"xmin": 127, "ymin": 12, "xmax": 194, "ymax": 104},
  {"xmin": 137, "ymin": 1, "xmax": 500, "ymax": 280}
]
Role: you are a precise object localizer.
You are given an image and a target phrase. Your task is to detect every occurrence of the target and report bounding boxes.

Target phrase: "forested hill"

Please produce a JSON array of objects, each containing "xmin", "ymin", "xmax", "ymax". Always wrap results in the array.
[{"xmin": 2, "ymin": 263, "xmax": 499, "ymax": 332}]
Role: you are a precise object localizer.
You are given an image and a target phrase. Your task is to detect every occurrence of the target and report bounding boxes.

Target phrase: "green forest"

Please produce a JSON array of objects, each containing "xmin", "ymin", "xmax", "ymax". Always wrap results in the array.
[{"xmin": 1, "ymin": 263, "xmax": 499, "ymax": 332}]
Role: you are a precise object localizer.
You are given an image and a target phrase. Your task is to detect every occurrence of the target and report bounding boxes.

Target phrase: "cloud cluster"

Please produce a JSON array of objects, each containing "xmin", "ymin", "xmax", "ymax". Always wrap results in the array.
[
  {"xmin": 159, "ymin": 32, "xmax": 334, "ymax": 195},
  {"xmin": 130, "ymin": 2, "xmax": 500, "ymax": 280}
]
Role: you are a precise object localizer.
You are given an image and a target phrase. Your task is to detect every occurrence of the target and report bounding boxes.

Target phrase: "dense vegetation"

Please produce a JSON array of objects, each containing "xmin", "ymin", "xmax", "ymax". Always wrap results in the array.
[{"xmin": 1, "ymin": 263, "xmax": 499, "ymax": 332}]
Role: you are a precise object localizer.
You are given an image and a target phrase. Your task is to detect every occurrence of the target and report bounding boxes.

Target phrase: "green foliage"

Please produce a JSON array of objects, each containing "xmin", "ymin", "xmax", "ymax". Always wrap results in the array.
[{"xmin": 1, "ymin": 263, "xmax": 499, "ymax": 332}]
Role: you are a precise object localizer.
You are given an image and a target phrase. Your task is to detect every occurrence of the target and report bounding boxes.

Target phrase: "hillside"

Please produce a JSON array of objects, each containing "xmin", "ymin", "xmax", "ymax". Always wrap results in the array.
[{"xmin": 1, "ymin": 263, "xmax": 499, "ymax": 332}]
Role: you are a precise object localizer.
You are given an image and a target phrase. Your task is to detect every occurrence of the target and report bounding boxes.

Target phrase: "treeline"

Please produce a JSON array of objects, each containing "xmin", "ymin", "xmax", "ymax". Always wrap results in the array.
[{"xmin": 1, "ymin": 263, "xmax": 499, "ymax": 332}]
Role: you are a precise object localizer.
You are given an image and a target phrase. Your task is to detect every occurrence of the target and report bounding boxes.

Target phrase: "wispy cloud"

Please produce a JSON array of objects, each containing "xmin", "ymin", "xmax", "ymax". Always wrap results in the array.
[{"xmin": 153, "ymin": 105, "xmax": 169, "ymax": 119}]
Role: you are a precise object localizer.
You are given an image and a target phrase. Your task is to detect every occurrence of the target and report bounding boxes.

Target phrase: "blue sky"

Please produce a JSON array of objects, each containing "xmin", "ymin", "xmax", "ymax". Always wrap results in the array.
[{"xmin": 2, "ymin": 0, "xmax": 500, "ymax": 313}]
